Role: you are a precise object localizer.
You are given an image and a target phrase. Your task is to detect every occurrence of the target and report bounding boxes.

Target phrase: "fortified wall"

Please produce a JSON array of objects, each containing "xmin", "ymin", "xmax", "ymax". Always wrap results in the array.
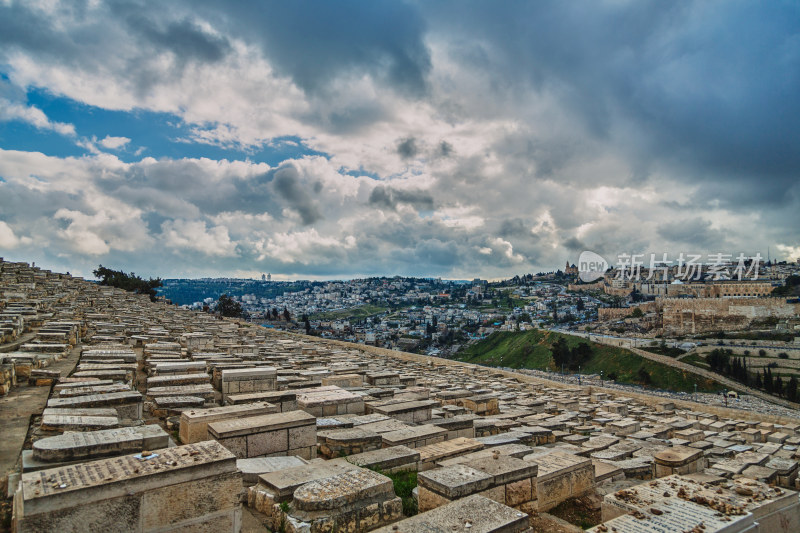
[
  {"xmin": 657, "ymin": 296, "xmax": 799, "ymax": 335},
  {"xmin": 597, "ymin": 301, "xmax": 657, "ymax": 321}
]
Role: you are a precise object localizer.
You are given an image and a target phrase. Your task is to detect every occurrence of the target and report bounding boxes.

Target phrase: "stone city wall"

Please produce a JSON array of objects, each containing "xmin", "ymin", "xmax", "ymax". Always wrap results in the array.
[{"xmin": 657, "ymin": 297, "xmax": 799, "ymax": 335}]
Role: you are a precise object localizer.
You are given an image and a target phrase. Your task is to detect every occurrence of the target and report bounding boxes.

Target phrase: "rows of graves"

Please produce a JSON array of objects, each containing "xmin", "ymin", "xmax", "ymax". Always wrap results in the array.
[{"xmin": 2, "ymin": 258, "xmax": 800, "ymax": 533}]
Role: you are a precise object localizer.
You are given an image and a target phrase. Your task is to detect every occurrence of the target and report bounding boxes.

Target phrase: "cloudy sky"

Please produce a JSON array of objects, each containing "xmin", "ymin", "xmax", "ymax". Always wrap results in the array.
[{"xmin": 0, "ymin": 0, "xmax": 798, "ymax": 280}]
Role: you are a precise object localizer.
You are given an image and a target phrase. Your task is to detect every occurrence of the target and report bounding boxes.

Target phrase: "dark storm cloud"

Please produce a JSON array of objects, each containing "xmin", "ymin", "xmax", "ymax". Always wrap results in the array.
[
  {"xmin": 657, "ymin": 217, "xmax": 728, "ymax": 249},
  {"xmin": 498, "ymin": 219, "xmax": 530, "ymax": 238},
  {"xmin": 271, "ymin": 165, "xmax": 323, "ymax": 225},
  {"xmin": 562, "ymin": 237, "xmax": 586, "ymax": 252},
  {"xmin": 368, "ymin": 185, "xmax": 434, "ymax": 211},
  {"xmin": 437, "ymin": 141, "xmax": 454, "ymax": 158},
  {"xmin": 396, "ymin": 137, "xmax": 418, "ymax": 159},
  {"xmin": 423, "ymin": 1, "xmax": 800, "ymax": 202},
  {"xmin": 410, "ymin": 239, "xmax": 460, "ymax": 267},
  {"xmin": 122, "ymin": 15, "xmax": 232, "ymax": 63},
  {"xmin": 191, "ymin": 0, "xmax": 431, "ymax": 96}
]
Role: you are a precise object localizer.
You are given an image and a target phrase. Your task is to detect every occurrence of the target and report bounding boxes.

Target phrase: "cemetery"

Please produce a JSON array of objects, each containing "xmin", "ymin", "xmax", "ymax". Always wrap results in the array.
[{"xmin": 2, "ymin": 258, "xmax": 800, "ymax": 532}]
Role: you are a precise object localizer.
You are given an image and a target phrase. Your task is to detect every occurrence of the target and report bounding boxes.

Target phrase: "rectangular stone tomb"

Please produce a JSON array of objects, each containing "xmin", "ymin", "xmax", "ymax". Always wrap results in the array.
[
  {"xmin": 57, "ymin": 383, "xmax": 131, "ymax": 397},
  {"xmin": 224, "ymin": 390, "xmax": 297, "ymax": 412},
  {"xmin": 152, "ymin": 396, "xmax": 206, "ymax": 413},
  {"xmin": 149, "ymin": 361, "xmax": 206, "ymax": 374},
  {"xmin": 321, "ymin": 373, "xmax": 363, "ymax": 388},
  {"xmin": 417, "ymin": 455, "xmax": 538, "ymax": 513},
  {"xmin": 366, "ymin": 399, "xmax": 437, "ymax": 424},
  {"xmin": 220, "ymin": 367, "xmax": 276, "ymax": 399},
  {"xmin": 601, "ymin": 474, "xmax": 800, "ymax": 533},
  {"xmin": 654, "ymin": 445, "xmax": 704, "ymax": 477},
  {"xmin": 40, "ymin": 414, "xmax": 120, "ymax": 432},
  {"xmin": 208, "ymin": 409, "xmax": 316, "ymax": 459},
  {"xmin": 591, "ymin": 497, "xmax": 755, "ymax": 533},
  {"xmin": 442, "ymin": 393, "xmax": 500, "ymax": 416},
  {"xmin": 146, "ymin": 383, "xmax": 215, "ymax": 401},
  {"xmin": 346, "ymin": 446, "xmax": 421, "ymax": 473},
  {"xmin": 32, "ymin": 425, "xmax": 170, "ymax": 463},
  {"xmin": 252, "ymin": 458, "xmax": 358, "ymax": 503},
  {"xmin": 424, "ymin": 414, "xmax": 477, "ymax": 440},
  {"xmin": 437, "ymin": 444, "xmax": 534, "ymax": 468},
  {"xmin": 179, "ymin": 402, "xmax": 279, "ymax": 444},
  {"xmin": 277, "ymin": 469, "xmax": 402, "ymax": 533},
  {"xmin": 236, "ymin": 455, "xmax": 308, "ymax": 484},
  {"xmin": 372, "ymin": 494, "xmax": 529, "ymax": 533},
  {"xmin": 365, "ymin": 371, "xmax": 400, "ymax": 386},
  {"xmin": 524, "ymin": 451, "xmax": 595, "ymax": 511},
  {"xmin": 46, "ymin": 391, "xmax": 143, "ymax": 419},
  {"xmin": 14, "ymin": 441, "xmax": 242, "ymax": 533},
  {"xmin": 317, "ymin": 427, "xmax": 382, "ymax": 459},
  {"xmin": 146, "ymin": 373, "xmax": 210, "ymax": 388},
  {"xmin": 417, "ymin": 437, "xmax": 485, "ymax": 471},
  {"xmin": 249, "ymin": 462, "xmax": 401, "ymax": 531},
  {"xmin": 295, "ymin": 385, "xmax": 365, "ymax": 416},
  {"xmin": 381, "ymin": 425, "xmax": 448, "ymax": 449}
]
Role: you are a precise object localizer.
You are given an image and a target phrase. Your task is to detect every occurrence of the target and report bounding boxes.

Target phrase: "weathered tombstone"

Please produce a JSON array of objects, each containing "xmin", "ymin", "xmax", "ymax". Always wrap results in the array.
[
  {"xmin": 14, "ymin": 441, "xmax": 242, "ymax": 532},
  {"xmin": 208, "ymin": 409, "xmax": 316, "ymax": 459}
]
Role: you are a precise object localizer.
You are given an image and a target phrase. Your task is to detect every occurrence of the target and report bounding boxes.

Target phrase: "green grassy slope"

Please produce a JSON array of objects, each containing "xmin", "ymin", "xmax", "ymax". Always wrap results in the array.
[{"xmin": 457, "ymin": 329, "xmax": 722, "ymax": 393}]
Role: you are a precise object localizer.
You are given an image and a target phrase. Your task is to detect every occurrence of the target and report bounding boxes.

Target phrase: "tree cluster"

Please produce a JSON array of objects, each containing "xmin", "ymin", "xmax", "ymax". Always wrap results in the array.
[
  {"xmin": 93, "ymin": 265, "xmax": 162, "ymax": 302},
  {"xmin": 772, "ymin": 274, "xmax": 800, "ymax": 297},
  {"xmin": 264, "ymin": 307, "xmax": 291, "ymax": 321},
  {"xmin": 705, "ymin": 348, "xmax": 799, "ymax": 403},
  {"xmin": 216, "ymin": 294, "xmax": 244, "ymax": 318},
  {"xmin": 550, "ymin": 338, "xmax": 592, "ymax": 371}
]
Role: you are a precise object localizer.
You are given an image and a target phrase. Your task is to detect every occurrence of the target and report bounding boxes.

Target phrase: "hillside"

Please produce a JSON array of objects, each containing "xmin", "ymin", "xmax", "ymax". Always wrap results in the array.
[
  {"xmin": 310, "ymin": 304, "xmax": 389, "ymax": 322},
  {"xmin": 456, "ymin": 329, "xmax": 722, "ymax": 393}
]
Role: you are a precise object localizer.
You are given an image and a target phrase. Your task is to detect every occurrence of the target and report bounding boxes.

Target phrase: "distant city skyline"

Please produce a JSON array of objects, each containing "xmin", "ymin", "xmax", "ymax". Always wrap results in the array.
[{"xmin": 1, "ymin": 1, "xmax": 798, "ymax": 280}]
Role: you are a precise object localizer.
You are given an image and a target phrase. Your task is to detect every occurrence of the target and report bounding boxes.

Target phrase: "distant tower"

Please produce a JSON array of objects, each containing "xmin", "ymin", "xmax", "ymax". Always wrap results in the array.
[
  {"xmin": 261, "ymin": 274, "xmax": 266, "ymax": 281},
  {"xmin": 267, "ymin": 273, "xmax": 272, "ymax": 282}
]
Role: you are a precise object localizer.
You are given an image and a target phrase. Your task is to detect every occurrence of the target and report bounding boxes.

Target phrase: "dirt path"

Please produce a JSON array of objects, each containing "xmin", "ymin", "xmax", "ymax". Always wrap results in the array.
[{"xmin": 0, "ymin": 344, "xmax": 82, "ymax": 479}]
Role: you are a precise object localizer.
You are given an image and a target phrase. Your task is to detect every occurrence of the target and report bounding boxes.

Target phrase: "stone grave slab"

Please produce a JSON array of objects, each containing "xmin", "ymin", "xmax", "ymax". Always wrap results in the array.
[
  {"xmin": 236, "ymin": 455, "xmax": 308, "ymax": 484},
  {"xmin": 295, "ymin": 385, "xmax": 365, "ymax": 417},
  {"xmin": 381, "ymin": 424, "xmax": 447, "ymax": 449},
  {"xmin": 317, "ymin": 427, "xmax": 382, "ymax": 459},
  {"xmin": 32, "ymin": 425, "xmax": 170, "ymax": 462},
  {"xmin": 40, "ymin": 414, "xmax": 119, "ymax": 432},
  {"xmin": 46, "ymin": 391, "xmax": 143, "ymax": 419},
  {"xmin": 417, "ymin": 437, "xmax": 484, "ymax": 471},
  {"xmin": 371, "ymin": 494, "xmax": 529, "ymax": 533},
  {"xmin": 15, "ymin": 441, "xmax": 241, "ymax": 533},
  {"xmin": 179, "ymin": 402, "xmax": 278, "ymax": 444},
  {"xmin": 346, "ymin": 445, "xmax": 421, "ymax": 473},
  {"xmin": 208, "ymin": 409, "xmax": 316, "ymax": 459},
  {"xmin": 524, "ymin": 451, "xmax": 594, "ymax": 511}
]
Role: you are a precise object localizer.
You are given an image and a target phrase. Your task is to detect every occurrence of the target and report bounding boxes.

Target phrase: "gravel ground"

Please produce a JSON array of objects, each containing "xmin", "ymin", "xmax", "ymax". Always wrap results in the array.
[{"xmin": 505, "ymin": 367, "xmax": 800, "ymax": 420}]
